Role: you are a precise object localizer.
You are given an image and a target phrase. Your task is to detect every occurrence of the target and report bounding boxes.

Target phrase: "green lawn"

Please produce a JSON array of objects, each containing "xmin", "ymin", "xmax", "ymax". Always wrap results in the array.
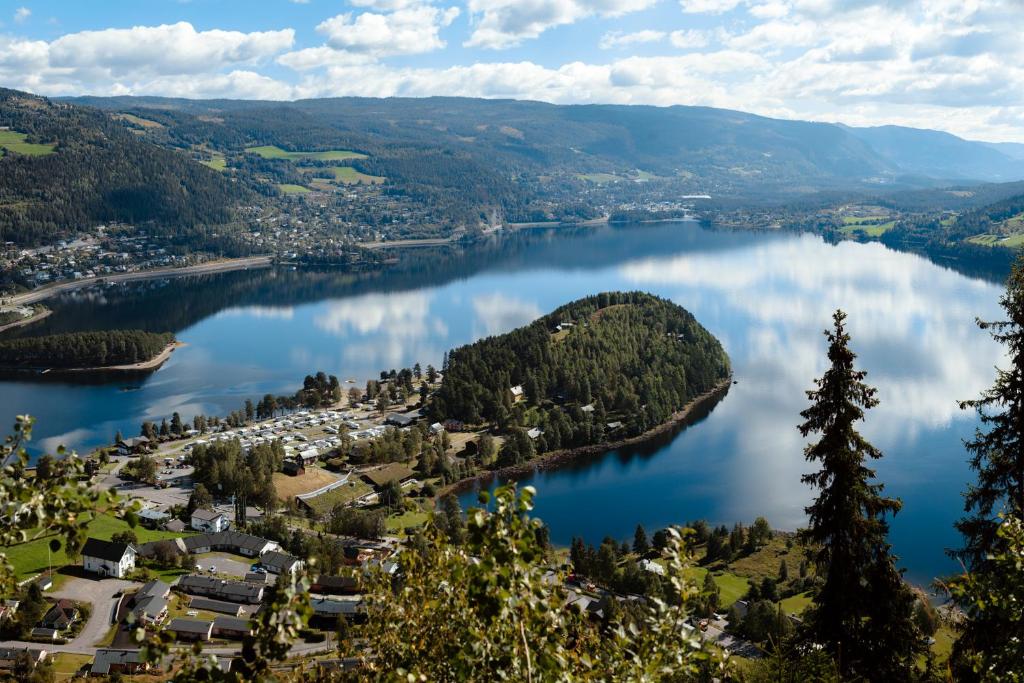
[
  {"xmin": 684, "ymin": 566, "xmax": 750, "ymax": 608},
  {"xmin": 386, "ymin": 509, "xmax": 431, "ymax": 533},
  {"xmin": 277, "ymin": 183, "xmax": 311, "ymax": 195},
  {"xmin": 246, "ymin": 145, "xmax": 367, "ymax": 161},
  {"xmin": 51, "ymin": 652, "xmax": 91, "ymax": 680},
  {"xmin": 6, "ymin": 512, "xmax": 185, "ymax": 580},
  {"xmin": 201, "ymin": 153, "xmax": 227, "ymax": 171},
  {"xmin": 0, "ymin": 130, "xmax": 56, "ymax": 156},
  {"xmin": 779, "ymin": 591, "xmax": 813, "ymax": 615}
]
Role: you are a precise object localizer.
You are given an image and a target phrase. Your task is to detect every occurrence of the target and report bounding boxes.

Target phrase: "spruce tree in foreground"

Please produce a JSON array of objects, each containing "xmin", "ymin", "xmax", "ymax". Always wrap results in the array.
[
  {"xmin": 798, "ymin": 310, "xmax": 921, "ymax": 680},
  {"xmin": 956, "ymin": 258, "xmax": 1024, "ymax": 566},
  {"xmin": 950, "ymin": 257, "xmax": 1024, "ymax": 680}
]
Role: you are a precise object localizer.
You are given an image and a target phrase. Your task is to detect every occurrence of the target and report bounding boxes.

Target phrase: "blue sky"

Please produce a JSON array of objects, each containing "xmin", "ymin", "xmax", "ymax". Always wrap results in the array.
[{"xmin": 3, "ymin": 0, "xmax": 1023, "ymax": 141}]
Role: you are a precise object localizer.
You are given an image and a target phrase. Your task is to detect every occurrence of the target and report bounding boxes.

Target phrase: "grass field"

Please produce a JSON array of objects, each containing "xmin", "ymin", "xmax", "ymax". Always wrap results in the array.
[
  {"xmin": 0, "ymin": 130, "xmax": 55, "ymax": 156},
  {"xmin": 386, "ymin": 509, "xmax": 431, "ymax": 533},
  {"xmin": 52, "ymin": 652, "xmax": 92, "ymax": 680},
  {"xmin": 840, "ymin": 217, "xmax": 896, "ymax": 236},
  {"xmin": 246, "ymin": 145, "xmax": 367, "ymax": 161},
  {"xmin": 277, "ymin": 183, "xmax": 311, "ymax": 195},
  {"xmin": 273, "ymin": 467, "xmax": 342, "ymax": 500},
  {"xmin": 967, "ymin": 233, "xmax": 1024, "ymax": 248},
  {"xmin": 115, "ymin": 113, "xmax": 164, "ymax": 129},
  {"xmin": 327, "ymin": 166, "xmax": 384, "ymax": 184},
  {"xmin": 201, "ymin": 153, "xmax": 227, "ymax": 171},
  {"xmin": 684, "ymin": 566, "xmax": 750, "ymax": 608},
  {"xmin": 301, "ymin": 479, "xmax": 373, "ymax": 516},
  {"xmin": 7, "ymin": 512, "xmax": 185, "ymax": 580},
  {"xmin": 577, "ymin": 173, "xmax": 621, "ymax": 184},
  {"xmin": 779, "ymin": 591, "xmax": 813, "ymax": 615}
]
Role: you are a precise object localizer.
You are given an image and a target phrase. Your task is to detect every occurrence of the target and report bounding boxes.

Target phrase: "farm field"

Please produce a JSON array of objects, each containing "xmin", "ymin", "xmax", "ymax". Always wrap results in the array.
[
  {"xmin": 273, "ymin": 466, "xmax": 342, "ymax": 500},
  {"xmin": 277, "ymin": 183, "xmax": 311, "ymax": 195},
  {"xmin": 327, "ymin": 166, "xmax": 384, "ymax": 184},
  {"xmin": 246, "ymin": 145, "xmax": 366, "ymax": 161},
  {"xmin": 577, "ymin": 173, "xmax": 621, "ymax": 183},
  {"xmin": 840, "ymin": 217, "xmax": 896, "ymax": 236},
  {"xmin": 0, "ymin": 130, "xmax": 56, "ymax": 156},
  {"xmin": 967, "ymin": 232, "xmax": 1024, "ymax": 248}
]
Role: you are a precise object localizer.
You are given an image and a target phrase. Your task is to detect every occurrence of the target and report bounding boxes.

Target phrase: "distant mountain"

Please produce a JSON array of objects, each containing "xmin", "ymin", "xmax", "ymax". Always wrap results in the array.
[
  {"xmin": 984, "ymin": 141, "xmax": 1024, "ymax": 161},
  {"xmin": 841, "ymin": 124, "xmax": 1024, "ymax": 182},
  {"xmin": 0, "ymin": 89, "xmax": 251, "ymax": 246}
]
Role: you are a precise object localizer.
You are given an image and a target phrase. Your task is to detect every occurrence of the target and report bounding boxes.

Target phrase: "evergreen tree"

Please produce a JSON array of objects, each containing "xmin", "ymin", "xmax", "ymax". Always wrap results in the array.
[
  {"xmin": 798, "ymin": 310, "xmax": 920, "ymax": 679},
  {"xmin": 956, "ymin": 259, "xmax": 1024, "ymax": 566},
  {"xmin": 633, "ymin": 524, "xmax": 649, "ymax": 554}
]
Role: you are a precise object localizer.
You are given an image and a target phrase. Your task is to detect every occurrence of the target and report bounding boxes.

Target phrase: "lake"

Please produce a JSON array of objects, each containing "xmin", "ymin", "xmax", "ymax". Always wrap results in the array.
[{"xmin": 0, "ymin": 221, "xmax": 1006, "ymax": 586}]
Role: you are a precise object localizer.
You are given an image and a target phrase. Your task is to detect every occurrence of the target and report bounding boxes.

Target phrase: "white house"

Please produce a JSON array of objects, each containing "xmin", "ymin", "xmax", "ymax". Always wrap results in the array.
[
  {"xmin": 81, "ymin": 538, "xmax": 136, "ymax": 578},
  {"xmin": 190, "ymin": 509, "xmax": 229, "ymax": 533}
]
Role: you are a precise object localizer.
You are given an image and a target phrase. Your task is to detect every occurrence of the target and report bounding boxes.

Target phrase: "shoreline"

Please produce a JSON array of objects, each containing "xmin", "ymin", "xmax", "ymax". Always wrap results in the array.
[
  {"xmin": 0, "ymin": 306, "xmax": 51, "ymax": 334},
  {"xmin": 441, "ymin": 378, "xmax": 733, "ymax": 498},
  {"xmin": 0, "ymin": 341, "xmax": 185, "ymax": 376},
  {"xmin": 6, "ymin": 256, "xmax": 274, "ymax": 306}
]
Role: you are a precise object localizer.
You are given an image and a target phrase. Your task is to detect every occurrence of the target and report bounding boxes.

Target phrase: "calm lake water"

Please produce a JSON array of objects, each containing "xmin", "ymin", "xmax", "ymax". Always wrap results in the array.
[{"xmin": 0, "ymin": 222, "xmax": 1007, "ymax": 586}]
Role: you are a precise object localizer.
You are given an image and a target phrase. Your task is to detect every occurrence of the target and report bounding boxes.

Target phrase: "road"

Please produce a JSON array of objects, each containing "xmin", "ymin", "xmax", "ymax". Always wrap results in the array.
[{"xmin": 6, "ymin": 256, "xmax": 274, "ymax": 306}]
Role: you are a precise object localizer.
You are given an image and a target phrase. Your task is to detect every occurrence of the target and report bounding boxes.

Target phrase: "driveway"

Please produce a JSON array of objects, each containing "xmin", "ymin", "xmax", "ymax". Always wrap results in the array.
[
  {"xmin": 52, "ymin": 577, "xmax": 136, "ymax": 652},
  {"xmin": 0, "ymin": 577, "xmax": 137, "ymax": 655}
]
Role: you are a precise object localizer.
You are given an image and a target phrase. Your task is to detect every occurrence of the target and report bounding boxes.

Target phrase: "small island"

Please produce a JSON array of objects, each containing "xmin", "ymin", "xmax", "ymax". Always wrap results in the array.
[
  {"xmin": 0, "ymin": 329, "xmax": 177, "ymax": 372},
  {"xmin": 429, "ymin": 291, "xmax": 731, "ymax": 475}
]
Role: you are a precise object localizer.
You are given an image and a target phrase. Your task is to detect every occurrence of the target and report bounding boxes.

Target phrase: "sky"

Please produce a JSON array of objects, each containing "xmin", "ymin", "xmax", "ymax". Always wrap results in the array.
[{"xmin": 2, "ymin": 0, "xmax": 1023, "ymax": 142}]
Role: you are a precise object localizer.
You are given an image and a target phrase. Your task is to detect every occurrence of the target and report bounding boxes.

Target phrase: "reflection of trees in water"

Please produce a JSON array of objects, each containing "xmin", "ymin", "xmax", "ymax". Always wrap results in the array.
[{"xmin": 17, "ymin": 222, "xmax": 775, "ymax": 338}]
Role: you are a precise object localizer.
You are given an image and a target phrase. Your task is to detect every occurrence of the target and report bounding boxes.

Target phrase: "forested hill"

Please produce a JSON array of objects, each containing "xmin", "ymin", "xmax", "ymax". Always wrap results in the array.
[
  {"xmin": 429, "ymin": 292, "xmax": 730, "ymax": 442},
  {"xmin": 0, "ymin": 89, "xmax": 250, "ymax": 245}
]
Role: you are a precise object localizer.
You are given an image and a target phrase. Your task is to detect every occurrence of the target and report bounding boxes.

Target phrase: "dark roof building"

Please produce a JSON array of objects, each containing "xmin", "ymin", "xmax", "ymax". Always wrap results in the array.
[
  {"xmin": 311, "ymin": 575, "xmax": 360, "ymax": 595},
  {"xmin": 259, "ymin": 551, "xmax": 303, "ymax": 575},
  {"xmin": 360, "ymin": 463, "xmax": 415, "ymax": 489},
  {"xmin": 166, "ymin": 618, "xmax": 214, "ymax": 641},
  {"xmin": 176, "ymin": 575, "xmax": 264, "ymax": 604},
  {"xmin": 188, "ymin": 597, "xmax": 244, "ymax": 616},
  {"xmin": 212, "ymin": 615, "xmax": 252, "ymax": 639},
  {"xmin": 91, "ymin": 649, "xmax": 153, "ymax": 676}
]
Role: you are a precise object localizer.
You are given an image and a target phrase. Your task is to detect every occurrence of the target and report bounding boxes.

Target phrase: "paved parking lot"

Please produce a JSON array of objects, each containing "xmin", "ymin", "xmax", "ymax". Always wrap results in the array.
[{"xmin": 192, "ymin": 552, "xmax": 253, "ymax": 578}]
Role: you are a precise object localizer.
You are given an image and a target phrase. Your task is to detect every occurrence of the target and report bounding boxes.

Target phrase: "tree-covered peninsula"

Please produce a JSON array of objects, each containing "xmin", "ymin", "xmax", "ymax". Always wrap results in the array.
[
  {"xmin": 430, "ymin": 292, "xmax": 731, "ymax": 466},
  {"xmin": 0, "ymin": 329, "xmax": 174, "ymax": 369}
]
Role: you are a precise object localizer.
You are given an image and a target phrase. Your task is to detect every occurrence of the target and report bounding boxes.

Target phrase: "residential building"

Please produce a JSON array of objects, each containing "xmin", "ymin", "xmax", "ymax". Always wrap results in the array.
[
  {"xmin": 91, "ymin": 649, "xmax": 153, "ymax": 677},
  {"xmin": 259, "ymin": 551, "xmax": 303, "ymax": 577},
  {"xmin": 0, "ymin": 647, "xmax": 47, "ymax": 673},
  {"xmin": 166, "ymin": 618, "xmax": 214, "ymax": 642},
  {"xmin": 190, "ymin": 508, "xmax": 229, "ymax": 533},
  {"xmin": 81, "ymin": 538, "xmax": 136, "ymax": 578},
  {"xmin": 212, "ymin": 615, "xmax": 252, "ymax": 640},
  {"xmin": 175, "ymin": 575, "xmax": 264, "ymax": 604},
  {"xmin": 132, "ymin": 580, "xmax": 170, "ymax": 625}
]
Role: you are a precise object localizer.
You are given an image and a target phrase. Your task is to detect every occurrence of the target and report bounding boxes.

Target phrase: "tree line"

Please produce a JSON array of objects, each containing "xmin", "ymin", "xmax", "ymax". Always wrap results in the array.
[{"xmin": 0, "ymin": 329, "xmax": 172, "ymax": 368}]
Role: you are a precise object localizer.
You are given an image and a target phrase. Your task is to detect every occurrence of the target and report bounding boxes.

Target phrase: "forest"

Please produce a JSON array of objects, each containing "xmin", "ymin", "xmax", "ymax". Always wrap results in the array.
[
  {"xmin": 0, "ymin": 329, "xmax": 173, "ymax": 368},
  {"xmin": 0, "ymin": 89, "xmax": 251, "ymax": 246},
  {"xmin": 429, "ymin": 291, "xmax": 731, "ymax": 464}
]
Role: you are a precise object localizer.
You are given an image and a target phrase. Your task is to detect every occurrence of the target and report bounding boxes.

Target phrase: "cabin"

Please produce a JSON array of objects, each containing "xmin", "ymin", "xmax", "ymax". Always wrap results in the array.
[
  {"xmin": 81, "ymin": 538, "xmax": 136, "ymax": 578},
  {"xmin": 385, "ymin": 410, "xmax": 421, "ymax": 428},
  {"xmin": 281, "ymin": 459, "xmax": 305, "ymax": 477},
  {"xmin": 190, "ymin": 508, "xmax": 229, "ymax": 533},
  {"xmin": 116, "ymin": 437, "xmax": 150, "ymax": 456},
  {"xmin": 509, "ymin": 385, "xmax": 525, "ymax": 403}
]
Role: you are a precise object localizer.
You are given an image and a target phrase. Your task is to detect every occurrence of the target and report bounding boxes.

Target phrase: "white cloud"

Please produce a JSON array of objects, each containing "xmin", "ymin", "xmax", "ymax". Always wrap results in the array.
[
  {"xmin": 466, "ymin": 0, "xmax": 658, "ymax": 49},
  {"xmin": 599, "ymin": 30, "xmax": 666, "ymax": 49},
  {"xmin": 316, "ymin": 5, "xmax": 459, "ymax": 57},
  {"xmin": 679, "ymin": 0, "xmax": 742, "ymax": 14},
  {"xmin": 14, "ymin": 7, "xmax": 30, "ymax": 24},
  {"xmin": 669, "ymin": 29, "xmax": 711, "ymax": 49}
]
